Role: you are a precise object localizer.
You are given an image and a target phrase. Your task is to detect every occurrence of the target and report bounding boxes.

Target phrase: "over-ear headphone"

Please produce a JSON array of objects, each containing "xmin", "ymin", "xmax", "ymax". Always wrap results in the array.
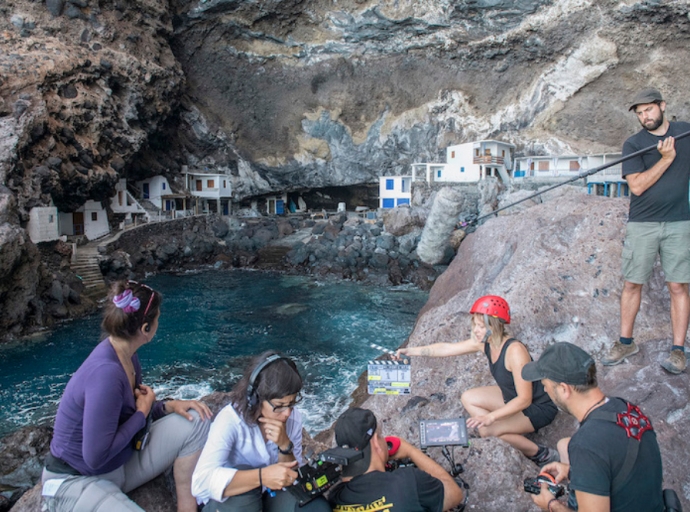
[{"xmin": 246, "ymin": 354, "xmax": 287, "ymax": 409}]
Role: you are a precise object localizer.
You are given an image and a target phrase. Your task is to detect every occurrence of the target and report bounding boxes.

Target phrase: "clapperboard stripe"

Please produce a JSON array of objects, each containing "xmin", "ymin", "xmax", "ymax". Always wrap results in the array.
[{"xmin": 367, "ymin": 345, "xmax": 411, "ymax": 395}]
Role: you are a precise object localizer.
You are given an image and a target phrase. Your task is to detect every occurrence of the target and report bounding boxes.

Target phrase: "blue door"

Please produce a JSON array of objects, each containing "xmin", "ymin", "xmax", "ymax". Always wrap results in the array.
[{"xmin": 276, "ymin": 200, "xmax": 284, "ymax": 215}]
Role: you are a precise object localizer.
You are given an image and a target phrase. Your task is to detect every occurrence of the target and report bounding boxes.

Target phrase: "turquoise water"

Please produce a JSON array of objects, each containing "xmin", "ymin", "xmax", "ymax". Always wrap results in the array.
[{"xmin": 0, "ymin": 270, "xmax": 428, "ymax": 437}]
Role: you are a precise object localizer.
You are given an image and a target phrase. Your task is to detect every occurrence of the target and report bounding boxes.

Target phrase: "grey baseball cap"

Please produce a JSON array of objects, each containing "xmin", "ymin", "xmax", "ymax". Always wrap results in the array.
[
  {"xmin": 629, "ymin": 87, "xmax": 664, "ymax": 111},
  {"xmin": 522, "ymin": 342, "xmax": 595, "ymax": 385}
]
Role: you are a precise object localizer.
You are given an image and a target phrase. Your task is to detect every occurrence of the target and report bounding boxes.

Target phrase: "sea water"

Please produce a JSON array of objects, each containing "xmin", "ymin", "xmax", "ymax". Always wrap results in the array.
[{"xmin": 0, "ymin": 270, "xmax": 428, "ymax": 437}]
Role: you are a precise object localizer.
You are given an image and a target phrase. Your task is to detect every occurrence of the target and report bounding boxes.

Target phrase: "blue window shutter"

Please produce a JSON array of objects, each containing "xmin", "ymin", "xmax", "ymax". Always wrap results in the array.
[
  {"xmin": 460, "ymin": 167, "xmax": 464, "ymax": 173},
  {"xmin": 397, "ymin": 198, "xmax": 410, "ymax": 206},
  {"xmin": 382, "ymin": 198, "xmax": 395, "ymax": 208},
  {"xmin": 386, "ymin": 179, "xmax": 394, "ymax": 190},
  {"xmin": 437, "ymin": 170, "xmax": 442, "ymax": 178}
]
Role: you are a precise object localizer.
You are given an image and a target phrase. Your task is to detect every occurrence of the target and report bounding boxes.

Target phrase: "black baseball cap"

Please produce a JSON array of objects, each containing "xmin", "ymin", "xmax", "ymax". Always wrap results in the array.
[
  {"xmin": 629, "ymin": 87, "xmax": 664, "ymax": 111},
  {"xmin": 522, "ymin": 342, "xmax": 595, "ymax": 385},
  {"xmin": 334, "ymin": 408, "xmax": 377, "ymax": 477}
]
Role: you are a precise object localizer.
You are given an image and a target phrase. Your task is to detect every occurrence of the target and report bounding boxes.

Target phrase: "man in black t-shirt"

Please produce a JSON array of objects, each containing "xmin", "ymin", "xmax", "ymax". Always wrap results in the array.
[
  {"xmin": 523, "ymin": 343, "xmax": 664, "ymax": 512},
  {"xmin": 602, "ymin": 87, "xmax": 690, "ymax": 374},
  {"xmin": 329, "ymin": 408, "xmax": 465, "ymax": 512}
]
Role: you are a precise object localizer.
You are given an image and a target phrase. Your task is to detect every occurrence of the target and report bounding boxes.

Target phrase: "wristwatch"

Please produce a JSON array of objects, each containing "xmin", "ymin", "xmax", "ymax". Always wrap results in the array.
[{"xmin": 278, "ymin": 440, "xmax": 294, "ymax": 455}]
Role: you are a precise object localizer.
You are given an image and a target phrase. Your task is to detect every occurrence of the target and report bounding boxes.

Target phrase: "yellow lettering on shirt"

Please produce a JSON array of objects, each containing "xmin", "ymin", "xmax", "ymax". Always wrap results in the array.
[{"xmin": 334, "ymin": 496, "xmax": 392, "ymax": 511}]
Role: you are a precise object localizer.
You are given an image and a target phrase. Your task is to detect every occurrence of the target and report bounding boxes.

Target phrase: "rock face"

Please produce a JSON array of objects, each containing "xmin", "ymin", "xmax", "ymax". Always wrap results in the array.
[
  {"xmin": 353, "ymin": 187, "xmax": 689, "ymax": 511},
  {"xmin": 2, "ymin": 0, "xmax": 690, "ymax": 335}
]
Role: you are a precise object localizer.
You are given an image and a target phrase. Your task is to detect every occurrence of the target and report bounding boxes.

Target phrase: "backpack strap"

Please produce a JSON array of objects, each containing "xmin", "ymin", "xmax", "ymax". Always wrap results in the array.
[{"xmin": 585, "ymin": 399, "xmax": 653, "ymax": 495}]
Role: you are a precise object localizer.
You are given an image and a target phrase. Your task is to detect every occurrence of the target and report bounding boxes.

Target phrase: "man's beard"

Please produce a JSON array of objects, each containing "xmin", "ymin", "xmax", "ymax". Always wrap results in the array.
[{"xmin": 640, "ymin": 113, "xmax": 664, "ymax": 131}]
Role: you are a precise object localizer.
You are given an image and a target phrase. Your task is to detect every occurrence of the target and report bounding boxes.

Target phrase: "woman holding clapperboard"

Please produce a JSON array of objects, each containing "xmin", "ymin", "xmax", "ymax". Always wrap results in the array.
[{"xmin": 396, "ymin": 295, "xmax": 559, "ymax": 466}]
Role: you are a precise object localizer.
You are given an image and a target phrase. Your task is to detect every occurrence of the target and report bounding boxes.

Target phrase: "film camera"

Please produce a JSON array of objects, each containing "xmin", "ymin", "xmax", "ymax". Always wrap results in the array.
[
  {"xmin": 288, "ymin": 437, "xmax": 412, "ymax": 506},
  {"xmin": 523, "ymin": 472, "xmax": 566, "ymax": 498},
  {"xmin": 288, "ymin": 447, "xmax": 364, "ymax": 506}
]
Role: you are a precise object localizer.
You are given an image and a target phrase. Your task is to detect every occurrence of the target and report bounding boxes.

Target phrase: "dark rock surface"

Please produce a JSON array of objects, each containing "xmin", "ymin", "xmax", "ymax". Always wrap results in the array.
[{"xmin": 355, "ymin": 187, "xmax": 690, "ymax": 511}]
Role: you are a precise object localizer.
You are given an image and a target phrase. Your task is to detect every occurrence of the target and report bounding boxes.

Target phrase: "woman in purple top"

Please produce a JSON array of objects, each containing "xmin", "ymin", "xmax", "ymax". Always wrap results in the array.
[{"xmin": 42, "ymin": 280, "xmax": 212, "ymax": 512}]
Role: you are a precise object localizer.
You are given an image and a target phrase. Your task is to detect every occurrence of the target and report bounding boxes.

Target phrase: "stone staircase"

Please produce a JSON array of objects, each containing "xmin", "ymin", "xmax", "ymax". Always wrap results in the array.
[{"xmin": 71, "ymin": 245, "xmax": 108, "ymax": 300}]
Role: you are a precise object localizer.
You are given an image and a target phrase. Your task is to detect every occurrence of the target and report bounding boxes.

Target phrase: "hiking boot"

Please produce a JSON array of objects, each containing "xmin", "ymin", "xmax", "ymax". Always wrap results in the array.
[
  {"xmin": 601, "ymin": 341, "xmax": 639, "ymax": 366},
  {"xmin": 660, "ymin": 350, "xmax": 686, "ymax": 374},
  {"xmin": 531, "ymin": 447, "xmax": 560, "ymax": 467}
]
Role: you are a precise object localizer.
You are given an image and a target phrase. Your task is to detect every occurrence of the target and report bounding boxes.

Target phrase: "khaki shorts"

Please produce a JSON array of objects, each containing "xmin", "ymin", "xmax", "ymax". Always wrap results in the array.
[{"xmin": 622, "ymin": 221, "xmax": 690, "ymax": 284}]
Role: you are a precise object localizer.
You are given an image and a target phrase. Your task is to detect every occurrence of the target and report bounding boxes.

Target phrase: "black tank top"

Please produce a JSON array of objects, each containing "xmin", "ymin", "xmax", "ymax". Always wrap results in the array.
[{"xmin": 484, "ymin": 338, "xmax": 551, "ymax": 405}]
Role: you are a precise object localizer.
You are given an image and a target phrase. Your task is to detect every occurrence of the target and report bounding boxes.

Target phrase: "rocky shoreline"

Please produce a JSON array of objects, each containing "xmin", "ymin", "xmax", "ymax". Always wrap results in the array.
[{"xmin": 4, "ymin": 188, "xmax": 690, "ymax": 511}]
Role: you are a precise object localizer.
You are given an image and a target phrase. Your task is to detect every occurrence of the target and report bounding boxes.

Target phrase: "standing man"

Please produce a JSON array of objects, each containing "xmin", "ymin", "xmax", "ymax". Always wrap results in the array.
[
  {"xmin": 522, "ymin": 342, "xmax": 664, "ymax": 512},
  {"xmin": 328, "ymin": 407, "xmax": 466, "ymax": 512},
  {"xmin": 602, "ymin": 87, "xmax": 690, "ymax": 373}
]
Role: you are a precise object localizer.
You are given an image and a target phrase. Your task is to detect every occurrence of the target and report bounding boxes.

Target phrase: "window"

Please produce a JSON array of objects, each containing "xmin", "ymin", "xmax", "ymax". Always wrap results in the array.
[
  {"xmin": 460, "ymin": 167, "xmax": 465, "ymax": 173},
  {"xmin": 401, "ymin": 179, "xmax": 410, "ymax": 193},
  {"xmin": 48, "ymin": 215, "xmax": 54, "ymax": 223},
  {"xmin": 538, "ymin": 161, "xmax": 550, "ymax": 171},
  {"xmin": 382, "ymin": 198, "xmax": 395, "ymax": 208},
  {"xmin": 451, "ymin": 151, "xmax": 455, "ymax": 158},
  {"xmin": 475, "ymin": 149, "xmax": 480, "ymax": 157},
  {"xmin": 569, "ymin": 161, "xmax": 581, "ymax": 171},
  {"xmin": 207, "ymin": 179, "xmax": 214, "ymax": 188},
  {"xmin": 385, "ymin": 179, "xmax": 394, "ymax": 190},
  {"xmin": 502, "ymin": 150, "xmax": 505, "ymax": 157},
  {"xmin": 397, "ymin": 198, "xmax": 410, "ymax": 206},
  {"xmin": 162, "ymin": 182, "xmax": 166, "ymax": 190},
  {"xmin": 223, "ymin": 180, "xmax": 226, "ymax": 188},
  {"xmin": 118, "ymin": 191, "xmax": 123, "ymax": 206},
  {"xmin": 484, "ymin": 149, "xmax": 491, "ymax": 156},
  {"xmin": 91, "ymin": 212, "xmax": 98, "ymax": 221},
  {"xmin": 437, "ymin": 170, "xmax": 442, "ymax": 178}
]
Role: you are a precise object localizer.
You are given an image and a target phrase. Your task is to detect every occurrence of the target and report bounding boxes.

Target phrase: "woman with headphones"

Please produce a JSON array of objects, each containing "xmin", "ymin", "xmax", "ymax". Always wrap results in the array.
[
  {"xmin": 396, "ymin": 295, "xmax": 559, "ymax": 467},
  {"xmin": 42, "ymin": 280, "xmax": 212, "ymax": 511},
  {"xmin": 192, "ymin": 351, "xmax": 330, "ymax": 512}
]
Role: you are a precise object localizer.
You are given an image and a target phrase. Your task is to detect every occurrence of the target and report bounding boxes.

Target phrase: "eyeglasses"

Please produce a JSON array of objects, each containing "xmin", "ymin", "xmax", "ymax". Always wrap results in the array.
[
  {"xmin": 266, "ymin": 394, "xmax": 303, "ymax": 413},
  {"xmin": 128, "ymin": 280, "xmax": 156, "ymax": 317}
]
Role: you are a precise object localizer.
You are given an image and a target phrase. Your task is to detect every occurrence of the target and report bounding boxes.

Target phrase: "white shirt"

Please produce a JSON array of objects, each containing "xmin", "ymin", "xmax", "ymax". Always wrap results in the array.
[{"xmin": 191, "ymin": 403, "xmax": 304, "ymax": 503}]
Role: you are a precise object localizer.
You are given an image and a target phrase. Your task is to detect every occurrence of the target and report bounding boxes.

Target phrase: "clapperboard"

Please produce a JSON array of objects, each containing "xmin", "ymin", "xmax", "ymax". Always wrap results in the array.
[{"xmin": 367, "ymin": 343, "xmax": 411, "ymax": 395}]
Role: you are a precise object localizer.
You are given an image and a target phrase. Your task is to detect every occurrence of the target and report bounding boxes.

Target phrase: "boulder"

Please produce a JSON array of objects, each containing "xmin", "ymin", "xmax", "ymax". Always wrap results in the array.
[{"xmin": 355, "ymin": 187, "xmax": 690, "ymax": 511}]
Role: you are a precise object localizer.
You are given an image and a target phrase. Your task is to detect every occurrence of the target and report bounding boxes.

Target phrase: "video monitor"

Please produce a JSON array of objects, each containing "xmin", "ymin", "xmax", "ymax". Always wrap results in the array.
[{"xmin": 419, "ymin": 418, "xmax": 469, "ymax": 448}]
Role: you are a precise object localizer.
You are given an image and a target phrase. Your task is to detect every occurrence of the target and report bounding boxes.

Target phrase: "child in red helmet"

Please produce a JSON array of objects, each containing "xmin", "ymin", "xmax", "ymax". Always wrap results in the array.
[{"xmin": 396, "ymin": 295, "xmax": 559, "ymax": 466}]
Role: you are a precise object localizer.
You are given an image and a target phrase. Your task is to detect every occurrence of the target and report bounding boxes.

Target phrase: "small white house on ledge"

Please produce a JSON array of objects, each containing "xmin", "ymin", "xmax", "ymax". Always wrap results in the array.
[
  {"xmin": 379, "ymin": 176, "xmax": 412, "ymax": 209},
  {"xmin": 185, "ymin": 171, "xmax": 232, "ymax": 215},
  {"xmin": 110, "ymin": 179, "xmax": 150, "ymax": 226},
  {"xmin": 409, "ymin": 139, "xmax": 516, "ymax": 184},
  {"xmin": 27, "ymin": 206, "xmax": 60, "ymax": 243},
  {"xmin": 59, "ymin": 200, "xmax": 110, "ymax": 240},
  {"xmin": 136, "ymin": 176, "xmax": 171, "ymax": 210}
]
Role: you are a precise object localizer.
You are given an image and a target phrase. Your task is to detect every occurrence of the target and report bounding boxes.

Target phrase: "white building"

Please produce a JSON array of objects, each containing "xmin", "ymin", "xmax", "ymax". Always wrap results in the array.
[
  {"xmin": 379, "ymin": 176, "xmax": 412, "ymax": 209},
  {"xmin": 59, "ymin": 200, "xmax": 110, "ymax": 240},
  {"xmin": 185, "ymin": 171, "xmax": 232, "ymax": 215},
  {"xmin": 514, "ymin": 152, "xmax": 627, "ymax": 197},
  {"xmin": 410, "ymin": 140, "xmax": 515, "ymax": 184},
  {"xmin": 110, "ymin": 179, "xmax": 149, "ymax": 225},
  {"xmin": 136, "ymin": 176, "xmax": 172, "ymax": 210},
  {"xmin": 27, "ymin": 206, "xmax": 60, "ymax": 243}
]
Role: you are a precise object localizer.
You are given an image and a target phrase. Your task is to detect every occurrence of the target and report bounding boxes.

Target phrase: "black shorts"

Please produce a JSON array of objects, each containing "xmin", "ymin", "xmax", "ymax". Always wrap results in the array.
[{"xmin": 523, "ymin": 401, "xmax": 558, "ymax": 431}]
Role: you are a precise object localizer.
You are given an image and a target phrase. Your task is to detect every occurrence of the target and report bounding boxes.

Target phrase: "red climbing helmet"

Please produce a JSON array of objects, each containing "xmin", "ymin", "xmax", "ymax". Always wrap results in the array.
[{"xmin": 469, "ymin": 295, "xmax": 510, "ymax": 324}]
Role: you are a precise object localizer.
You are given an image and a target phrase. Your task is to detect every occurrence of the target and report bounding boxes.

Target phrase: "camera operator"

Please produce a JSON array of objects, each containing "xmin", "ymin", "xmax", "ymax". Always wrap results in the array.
[
  {"xmin": 329, "ymin": 408, "xmax": 465, "ymax": 512},
  {"xmin": 521, "ymin": 342, "xmax": 664, "ymax": 512}
]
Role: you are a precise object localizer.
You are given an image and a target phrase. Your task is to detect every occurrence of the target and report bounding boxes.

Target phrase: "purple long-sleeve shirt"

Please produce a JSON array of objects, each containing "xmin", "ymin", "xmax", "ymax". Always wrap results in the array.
[{"xmin": 50, "ymin": 339, "xmax": 165, "ymax": 475}]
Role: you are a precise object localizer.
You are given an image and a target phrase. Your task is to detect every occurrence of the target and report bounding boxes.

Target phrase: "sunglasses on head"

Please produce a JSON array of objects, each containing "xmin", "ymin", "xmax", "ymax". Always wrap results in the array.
[{"xmin": 127, "ymin": 280, "xmax": 156, "ymax": 317}]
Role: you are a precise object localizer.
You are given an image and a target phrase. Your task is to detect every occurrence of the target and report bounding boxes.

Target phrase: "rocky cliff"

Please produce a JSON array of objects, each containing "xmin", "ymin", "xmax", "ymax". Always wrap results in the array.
[{"xmin": 2, "ymin": 0, "xmax": 690, "ymax": 334}]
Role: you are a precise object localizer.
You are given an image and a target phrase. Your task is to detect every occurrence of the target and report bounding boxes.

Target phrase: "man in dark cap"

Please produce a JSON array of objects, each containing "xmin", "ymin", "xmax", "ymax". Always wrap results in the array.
[
  {"xmin": 602, "ymin": 87, "xmax": 690, "ymax": 374},
  {"xmin": 523, "ymin": 342, "xmax": 663, "ymax": 512},
  {"xmin": 328, "ymin": 407, "xmax": 465, "ymax": 512}
]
